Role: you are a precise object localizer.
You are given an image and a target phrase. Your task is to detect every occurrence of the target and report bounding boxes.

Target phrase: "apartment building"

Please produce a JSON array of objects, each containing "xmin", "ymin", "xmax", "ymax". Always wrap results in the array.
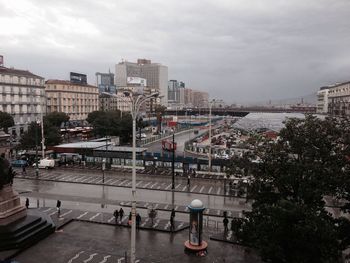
[
  {"xmin": 328, "ymin": 82, "xmax": 350, "ymax": 117},
  {"xmin": 45, "ymin": 78, "xmax": 99, "ymax": 121},
  {"xmin": 99, "ymin": 92, "xmax": 132, "ymax": 113},
  {"xmin": 0, "ymin": 65, "xmax": 45, "ymax": 137}
]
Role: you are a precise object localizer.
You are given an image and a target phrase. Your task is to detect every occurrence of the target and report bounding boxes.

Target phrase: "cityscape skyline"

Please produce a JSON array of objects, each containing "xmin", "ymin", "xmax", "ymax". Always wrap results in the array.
[{"xmin": 1, "ymin": 0, "xmax": 350, "ymax": 103}]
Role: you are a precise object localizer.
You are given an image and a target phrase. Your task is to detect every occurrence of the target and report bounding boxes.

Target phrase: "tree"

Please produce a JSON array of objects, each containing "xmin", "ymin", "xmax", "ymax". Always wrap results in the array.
[
  {"xmin": 0, "ymin": 111, "xmax": 14, "ymax": 133},
  {"xmin": 19, "ymin": 112, "xmax": 70, "ymax": 149},
  {"xmin": 44, "ymin": 112, "xmax": 69, "ymax": 127},
  {"xmin": 87, "ymin": 110, "xmax": 132, "ymax": 144},
  {"xmin": 229, "ymin": 116, "xmax": 350, "ymax": 263},
  {"xmin": 154, "ymin": 105, "xmax": 166, "ymax": 134}
]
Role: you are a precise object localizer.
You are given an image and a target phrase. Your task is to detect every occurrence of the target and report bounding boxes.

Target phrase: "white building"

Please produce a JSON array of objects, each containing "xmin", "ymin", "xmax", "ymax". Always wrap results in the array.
[
  {"xmin": 115, "ymin": 59, "xmax": 168, "ymax": 106},
  {"xmin": 0, "ymin": 66, "xmax": 45, "ymax": 137},
  {"xmin": 316, "ymin": 87, "xmax": 329, "ymax": 114}
]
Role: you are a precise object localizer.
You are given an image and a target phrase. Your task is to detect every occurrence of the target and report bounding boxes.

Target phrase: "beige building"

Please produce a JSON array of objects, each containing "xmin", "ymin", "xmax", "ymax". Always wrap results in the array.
[
  {"xmin": 328, "ymin": 81, "xmax": 350, "ymax": 117},
  {"xmin": 45, "ymin": 80, "xmax": 99, "ymax": 121},
  {"xmin": 0, "ymin": 65, "xmax": 45, "ymax": 137},
  {"xmin": 99, "ymin": 92, "xmax": 132, "ymax": 113},
  {"xmin": 192, "ymin": 90, "xmax": 209, "ymax": 108}
]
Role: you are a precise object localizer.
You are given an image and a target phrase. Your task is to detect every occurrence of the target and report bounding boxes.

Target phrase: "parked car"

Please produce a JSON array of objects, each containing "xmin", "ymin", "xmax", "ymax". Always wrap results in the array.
[
  {"xmin": 32, "ymin": 158, "xmax": 55, "ymax": 169},
  {"xmin": 11, "ymin": 159, "xmax": 28, "ymax": 167}
]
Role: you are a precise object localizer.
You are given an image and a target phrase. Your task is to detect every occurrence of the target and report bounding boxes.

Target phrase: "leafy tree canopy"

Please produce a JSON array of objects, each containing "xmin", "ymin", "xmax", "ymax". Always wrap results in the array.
[
  {"xmin": 44, "ymin": 112, "xmax": 70, "ymax": 127},
  {"xmin": 229, "ymin": 115, "xmax": 350, "ymax": 263},
  {"xmin": 0, "ymin": 111, "xmax": 14, "ymax": 133}
]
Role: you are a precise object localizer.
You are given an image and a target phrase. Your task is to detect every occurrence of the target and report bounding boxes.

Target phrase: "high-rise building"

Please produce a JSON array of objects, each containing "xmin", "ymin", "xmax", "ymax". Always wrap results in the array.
[
  {"xmin": 192, "ymin": 90, "xmax": 209, "ymax": 108},
  {"xmin": 115, "ymin": 59, "xmax": 168, "ymax": 106},
  {"xmin": 45, "ymin": 73, "xmax": 99, "ymax": 122},
  {"xmin": 0, "ymin": 65, "xmax": 45, "ymax": 137},
  {"xmin": 168, "ymin": 80, "xmax": 186, "ymax": 108},
  {"xmin": 96, "ymin": 72, "xmax": 116, "ymax": 94}
]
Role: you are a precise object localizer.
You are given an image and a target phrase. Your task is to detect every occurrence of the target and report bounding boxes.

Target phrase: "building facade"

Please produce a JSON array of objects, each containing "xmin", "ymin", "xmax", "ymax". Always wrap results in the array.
[
  {"xmin": 99, "ymin": 92, "xmax": 132, "ymax": 113},
  {"xmin": 0, "ymin": 66, "xmax": 45, "ymax": 137},
  {"xmin": 45, "ymin": 80, "xmax": 99, "ymax": 121},
  {"xmin": 328, "ymin": 82, "xmax": 350, "ymax": 117},
  {"xmin": 192, "ymin": 90, "xmax": 209, "ymax": 108},
  {"xmin": 168, "ymin": 80, "xmax": 186, "ymax": 108},
  {"xmin": 96, "ymin": 72, "xmax": 116, "ymax": 94},
  {"xmin": 115, "ymin": 59, "xmax": 168, "ymax": 106},
  {"xmin": 316, "ymin": 87, "xmax": 329, "ymax": 114}
]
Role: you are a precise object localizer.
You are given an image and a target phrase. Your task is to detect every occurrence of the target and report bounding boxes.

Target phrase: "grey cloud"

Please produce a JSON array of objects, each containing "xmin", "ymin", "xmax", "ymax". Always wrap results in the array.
[{"xmin": 1, "ymin": 0, "xmax": 350, "ymax": 103}]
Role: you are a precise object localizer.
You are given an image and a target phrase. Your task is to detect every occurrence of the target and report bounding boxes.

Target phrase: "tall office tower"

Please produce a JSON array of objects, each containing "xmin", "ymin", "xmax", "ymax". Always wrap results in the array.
[
  {"xmin": 96, "ymin": 71, "xmax": 116, "ymax": 94},
  {"xmin": 0, "ymin": 64, "xmax": 45, "ymax": 137},
  {"xmin": 115, "ymin": 59, "xmax": 168, "ymax": 106},
  {"xmin": 168, "ymin": 80, "xmax": 186, "ymax": 108},
  {"xmin": 45, "ymin": 72, "xmax": 99, "ymax": 122}
]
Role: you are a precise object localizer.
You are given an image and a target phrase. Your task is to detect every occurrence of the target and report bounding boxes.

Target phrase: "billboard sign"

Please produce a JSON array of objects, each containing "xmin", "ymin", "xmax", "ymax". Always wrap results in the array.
[
  {"xmin": 70, "ymin": 72, "xmax": 87, "ymax": 84},
  {"xmin": 127, "ymin": 77, "xmax": 147, "ymax": 86}
]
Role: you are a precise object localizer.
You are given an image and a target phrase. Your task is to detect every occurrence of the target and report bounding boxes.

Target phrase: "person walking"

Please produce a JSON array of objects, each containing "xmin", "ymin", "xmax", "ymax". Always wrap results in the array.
[
  {"xmin": 170, "ymin": 214, "xmax": 175, "ymax": 232},
  {"xmin": 113, "ymin": 209, "xmax": 119, "ymax": 224},
  {"xmin": 25, "ymin": 198, "xmax": 29, "ymax": 209},
  {"xmin": 22, "ymin": 164, "xmax": 26, "ymax": 176},
  {"xmin": 187, "ymin": 174, "xmax": 191, "ymax": 188},
  {"xmin": 223, "ymin": 216, "xmax": 229, "ymax": 233},
  {"xmin": 136, "ymin": 213, "xmax": 141, "ymax": 229},
  {"xmin": 56, "ymin": 200, "xmax": 61, "ymax": 214},
  {"xmin": 128, "ymin": 212, "xmax": 132, "ymax": 226},
  {"xmin": 119, "ymin": 207, "xmax": 124, "ymax": 223},
  {"xmin": 171, "ymin": 208, "xmax": 175, "ymax": 219}
]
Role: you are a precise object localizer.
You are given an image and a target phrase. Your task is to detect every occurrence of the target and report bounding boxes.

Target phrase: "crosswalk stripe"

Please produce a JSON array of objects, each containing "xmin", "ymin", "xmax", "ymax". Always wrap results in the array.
[
  {"xmin": 83, "ymin": 253, "xmax": 97, "ymax": 263},
  {"xmin": 98, "ymin": 255, "xmax": 111, "ymax": 263},
  {"xmin": 67, "ymin": 250, "xmax": 85, "ymax": 263},
  {"xmin": 208, "ymin": 186, "xmax": 213, "ymax": 194},
  {"xmin": 76, "ymin": 211, "xmax": 88, "ymax": 219}
]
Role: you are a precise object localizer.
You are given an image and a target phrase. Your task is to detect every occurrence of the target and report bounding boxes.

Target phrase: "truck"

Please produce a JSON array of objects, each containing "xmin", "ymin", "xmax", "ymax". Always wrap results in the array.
[
  {"xmin": 162, "ymin": 139, "xmax": 177, "ymax": 151},
  {"xmin": 32, "ymin": 158, "xmax": 55, "ymax": 169}
]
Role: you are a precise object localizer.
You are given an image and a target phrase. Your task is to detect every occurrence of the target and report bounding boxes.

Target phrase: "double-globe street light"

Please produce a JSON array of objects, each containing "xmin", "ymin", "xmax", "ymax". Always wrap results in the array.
[{"xmin": 125, "ymin": 90, "xmax": 160, "ymax": 263}]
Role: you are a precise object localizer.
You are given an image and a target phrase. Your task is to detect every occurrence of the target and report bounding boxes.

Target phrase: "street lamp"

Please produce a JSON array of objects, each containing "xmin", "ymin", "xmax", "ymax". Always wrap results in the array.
[
  {"xmin": 126, "ymin": 90, "xmax": 160, "ymax": 263},
  {"xmin": 35, "ymin": 120, "xmax": 40, "ymax": 177},
  {"xmin": 102, "ymin": 158, "xmax": 106, "ymax": 183}
]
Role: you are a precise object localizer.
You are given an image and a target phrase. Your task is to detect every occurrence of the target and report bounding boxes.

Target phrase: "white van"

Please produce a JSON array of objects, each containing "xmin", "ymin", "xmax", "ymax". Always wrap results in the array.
[{"xmin": 32, "ymin": 158, "xmax": 55, "ymax": 169}]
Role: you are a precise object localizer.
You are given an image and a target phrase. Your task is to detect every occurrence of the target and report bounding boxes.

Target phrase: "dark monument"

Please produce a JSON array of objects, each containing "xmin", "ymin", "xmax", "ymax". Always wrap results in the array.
[{"xmin": 0, "ymin": 156, "xmax": 55, "ymax": 260}]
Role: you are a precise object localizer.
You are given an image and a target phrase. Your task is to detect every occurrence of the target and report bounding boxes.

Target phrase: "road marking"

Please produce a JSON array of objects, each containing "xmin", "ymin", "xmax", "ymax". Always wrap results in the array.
[
  {"xmin": 89, "ymin": 213, "xmax": 101, "ymax": 221},
  {"xmin": 182, "ymin": 186, "xmax": 187, "ymax": 191},
  {"xmin": 190, "ymin": 185, "xmax": 197, "ymax": 192},
  {"xmin": 175, "ymin": 183, "xmax": 181, "ymax": 189},
  {"xmin": 174, "ymin": 205, "xmax": 178, "ymax": 210},
  {"xmin": 217, "ymin": 210, "xmax": 221, "ymax": 215},
  {"xmin": 83, "ymin": 253, "xmax": 97, "ymax": 263},
  {"xmin": 119, "ymin": 180, "xmax": 128, "ymax": 186},
  {"xmin": 199, "ymin": 186, "xmax": 204, "ymax": 193},
  {"xmin": 96, "ymin": 179, "xmax": 103, "ymax": 184},
  {"xmin": 202, "ymin": 174, "xmax": 205, "ymax": 178},
  {"xmin": 117, "ymin": 258, "xmax": 125, "ymax": 263},
  {"xmin": 98, "ymin": 255, "xmax": 111, "ymax": 263},
  {"xmin": 80, "ymin": 177, "xmax": 91, "ymax": 183},
  {"xmin": 76, "ymin": 211, "xmax": 88, "ymax": 219},
  {"xmin": 153, "ymin": 219, "xmax": 160, "ymax": 228},
  {"xmin": 110, "ymin": 179, "xmax": 120, "ymax": 185},
  {"xmin": 208, "ymin": 186, "xmax": 213, "ymax": 194},
  {"xmin": 108, "ymin": 216, "xmax": 115, "ymax": 223},
  {"xmin": 143, "ymin": 182, "xmax": 151, "ymax": 188},
  {"xmin": 150, "ymin": 182, "xmax": 158, "ymax": 188},
  {"xmin": 136, "ymin": 181, "xmax": 143, "ymax": 186},
  {"xmin": 177, "ymin": 222, "xmax": 184, "ymax": 229},
  {"xmin": 49, "ymin": 210, "xmax": 58, "ymax": 216},
  {"xmin": 104, "ymin": 178, "xmax": 113, "ymax": 184},
  {"xmin": 42, "ymin": 207, "xmax": 54, "ymax": 213},
  {"xmin": 67, "ymin": 250, "xmax": 85, "ymax": 263},
  {"xmin": 185, "ymin": 206, "xmax": 189, "ymax": 212},
  {"xmin": 217, "ymin": 187, "xmax": 221, "ymax": 195},
  {"xmin": 164, "ymin": 204, "xmax": 169, "ymax": 210},
  {"xmin": 165, "ymin": 184, "xmax": 172, "ymax": 190},
  {"xmin": 154, "ymin": 203, "xmax": 159, "ymax": 209},
  {"xmin": 60, "ymin": 210, "xmax": 72, "ymax": 217}
]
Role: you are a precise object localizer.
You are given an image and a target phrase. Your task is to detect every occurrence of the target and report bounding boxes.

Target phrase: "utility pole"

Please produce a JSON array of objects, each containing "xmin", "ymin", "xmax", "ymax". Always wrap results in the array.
[
  {"xmin": 35, "ymin": 121, "xmax": 39, "ymax": 177},
  {"xmin": 172, "ymin": 131, "xmax": 175, "ymax": 208},
  {"xmin": 208, "ymin": 101, "xmax": 212, "ymax": 173}
]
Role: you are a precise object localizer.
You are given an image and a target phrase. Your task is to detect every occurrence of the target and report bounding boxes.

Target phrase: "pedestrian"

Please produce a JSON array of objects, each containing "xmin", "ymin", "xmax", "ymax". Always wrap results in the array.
[
  {"xmin": 113, "ymin": 209, "xmax": 119, "ymax": 224},
  {"xmin": 22, "ymin": 164, "xmax": 26, "ymax": 176},
  {"xmin": 128, "ymin": 212, "xmax": 132, "ymax": 226},
  {"xmin": 56, "ymin": 200, "xmax": 61, "ymax": 214},
  {"xmin": 170, "ymin": 215, "xmax": 175, "ymax": 232},
  {"xmin": 136, "ymin": 213, "xmax": 141, "ymax": 229},
  {"xmin": 119, "ymin": 207, "xmax": 124, "ymax": 223},
  {"xmin": 187, "ymin": 174, "xmax": 191, "ymax": 188},
  {"xmin": 223, "ymin": 216, "xmax": 229, "ymax": 232},
  {"xmin": 171, "ymin": 208, "xmax": 175, "ymax": 218},
  {"xmin": 25, "ymin": 198, "xmax": 29, "ymax": 209}
]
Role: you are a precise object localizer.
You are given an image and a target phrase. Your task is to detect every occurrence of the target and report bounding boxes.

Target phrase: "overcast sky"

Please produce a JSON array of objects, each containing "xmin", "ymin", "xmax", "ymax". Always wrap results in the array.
[{"xmin": 1, "ymin": 0, "xmax": 350, "ymax": 104}]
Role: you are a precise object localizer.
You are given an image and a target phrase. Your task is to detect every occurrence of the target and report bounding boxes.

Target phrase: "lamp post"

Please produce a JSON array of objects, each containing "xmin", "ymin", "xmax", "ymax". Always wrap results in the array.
[
  {"xmin": 172, "ymin": 130, "xmax": 175, "ymax": 208},
  {"xmin": 127, "ymin": 90, "xmax": 160, "ymax": 263},
  {"xmin": 102, "ymin": 158, "xmax": 106, "ymax": 184},
  {"xmin": 35, "ymin": 120, "xmax": 40, "ymax": 177}
]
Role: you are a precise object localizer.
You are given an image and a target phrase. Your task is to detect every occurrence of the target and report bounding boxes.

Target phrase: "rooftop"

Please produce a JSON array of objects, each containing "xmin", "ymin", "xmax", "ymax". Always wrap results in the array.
[
  {"xmin": 45, "ymin": 79, "xmax": 97, "ymax": 88},
  {"xmin": 0, "ymin": 66, "xmax": 43, "ymax": 79}
]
